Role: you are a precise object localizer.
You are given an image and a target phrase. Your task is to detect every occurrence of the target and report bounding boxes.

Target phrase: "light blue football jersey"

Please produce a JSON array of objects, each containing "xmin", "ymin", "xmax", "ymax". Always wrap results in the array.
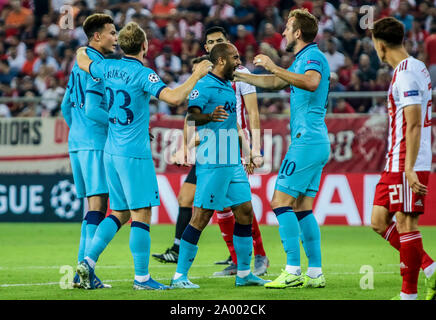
[
  {"xmin": 188, "ymin": 72, "xmax": 240, "ymax": 168},
  {"xmin": 89, "ymin": 56, "xmax": 167, "ymax": 159},
  {"xmin": 288, "ymin": 43, "xmax": 330, "ymax": 146},
  {"xmin": 60, "ymin": 46, "xmax": 108, "ymax": 152}
]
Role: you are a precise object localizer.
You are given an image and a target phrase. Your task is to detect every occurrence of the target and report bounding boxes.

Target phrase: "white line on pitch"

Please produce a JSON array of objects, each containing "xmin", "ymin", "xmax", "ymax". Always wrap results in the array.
[{"xmin": 0, "ymin": 264, "xmax": 401, "ymax": 270}]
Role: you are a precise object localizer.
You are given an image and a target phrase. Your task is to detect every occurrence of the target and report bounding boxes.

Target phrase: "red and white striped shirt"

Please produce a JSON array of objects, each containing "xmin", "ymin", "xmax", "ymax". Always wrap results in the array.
[
  {"xmin": 385, "ymin": 56, "xmax": 432, "ymax": 172},
  {"xmin": 231, "ymin": 65, "xmax": 256, "ymax": 132}
]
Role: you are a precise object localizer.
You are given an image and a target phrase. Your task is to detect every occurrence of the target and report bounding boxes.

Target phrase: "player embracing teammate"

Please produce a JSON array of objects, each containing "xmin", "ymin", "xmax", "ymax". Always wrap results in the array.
[{"xmin": 73, "ymin": 21, "xmax": 212, "ymax": 290}]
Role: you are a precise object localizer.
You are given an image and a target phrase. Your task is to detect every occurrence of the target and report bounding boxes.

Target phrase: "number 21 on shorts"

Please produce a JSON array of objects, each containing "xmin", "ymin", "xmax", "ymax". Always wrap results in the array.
[{"xmin": 388, "ymin": 184, "xmax": 403, "ymax": 204}]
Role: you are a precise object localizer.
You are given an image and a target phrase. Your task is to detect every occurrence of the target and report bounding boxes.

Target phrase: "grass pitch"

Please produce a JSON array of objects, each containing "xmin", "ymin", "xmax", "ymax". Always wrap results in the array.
[{"xmin": 0, "ymin": 223, "xmax": 435, "ymax": 300}]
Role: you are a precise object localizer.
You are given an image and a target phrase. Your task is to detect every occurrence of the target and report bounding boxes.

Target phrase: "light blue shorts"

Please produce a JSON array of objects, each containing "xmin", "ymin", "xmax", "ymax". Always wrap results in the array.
[
  {"xmin": 69, "ymin": 150, "xmax": 108, "ymax": 199},
  {"xmin": 194, "ymin": 165, "xmax": 252, "ymax": 211},
  {"xmin": 103, "ymin": 153, "xmax": 160, "ymax": 211},
  {"xmin": 275, "ymin": 143, "xmax": 330, "ymax": 199}
]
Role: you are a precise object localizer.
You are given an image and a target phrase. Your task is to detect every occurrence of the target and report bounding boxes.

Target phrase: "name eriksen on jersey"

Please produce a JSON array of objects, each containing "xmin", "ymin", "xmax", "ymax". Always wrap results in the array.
[{"xmin": 104, "ymin": 69, "xmax": 132, "ymax": 84}]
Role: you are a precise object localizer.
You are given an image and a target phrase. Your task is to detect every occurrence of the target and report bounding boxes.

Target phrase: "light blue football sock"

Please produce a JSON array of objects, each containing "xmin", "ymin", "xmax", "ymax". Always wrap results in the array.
[
  {"xmin": 86, "ymin": 215, "xmax": 121, "ymax": 264},
  {"xmin": 176, "ymin": 224, "xmax": 201, "ymax": 276},
  {"xmin": 84, "ymin": 211, "xmax": 105, "ymax": 257},
  {"xmin": 233, "ymin": 223, "xmax": 253, "ymax": 271},
  {"xmin": 77, "ymin": 218, "xmax": 87, "ymax": 263},
  {"xmin": 129, "ymin": 221, "xmax": 151, "ymax": 277},
  {"xmin": 273, "ymin": 207, "xmax": 301, "ymax": 267},
  {"xmin": 296, "ymin": 210, "xmax": 322, "ymax": 268}
]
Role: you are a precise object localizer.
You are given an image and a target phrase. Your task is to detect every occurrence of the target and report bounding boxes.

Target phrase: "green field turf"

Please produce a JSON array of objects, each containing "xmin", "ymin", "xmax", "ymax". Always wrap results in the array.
[{"xmin": 0, "ymin": 223, "xmax": 435, "ymax": 300}]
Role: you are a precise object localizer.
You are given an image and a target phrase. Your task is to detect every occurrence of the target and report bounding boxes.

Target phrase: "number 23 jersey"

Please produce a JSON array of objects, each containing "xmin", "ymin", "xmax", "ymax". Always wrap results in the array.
[{"xmin": 89, "ymin": 56, "xmax": 166, "ymax": 159}]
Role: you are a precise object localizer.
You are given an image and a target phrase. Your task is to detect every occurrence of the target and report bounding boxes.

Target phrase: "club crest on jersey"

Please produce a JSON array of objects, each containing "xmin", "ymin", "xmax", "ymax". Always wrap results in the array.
[
  {"xmin": 190, "ymin": 89, "xmax": 199, "ymax": 99},
  {"xmin": 148, "ymin": 73, "xmax": 160, "ymax": 83}
]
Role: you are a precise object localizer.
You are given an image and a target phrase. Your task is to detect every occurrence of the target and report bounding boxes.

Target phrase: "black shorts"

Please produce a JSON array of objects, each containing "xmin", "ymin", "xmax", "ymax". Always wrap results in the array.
[{"xmin": 184, "ymin": 165, "xmax": 197, "ymax": 185}]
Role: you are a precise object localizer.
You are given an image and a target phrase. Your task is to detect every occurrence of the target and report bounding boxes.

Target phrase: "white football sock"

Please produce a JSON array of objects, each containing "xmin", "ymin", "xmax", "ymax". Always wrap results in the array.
[
  {"xmin": 84, "ymin": 257, "xmax": 96, "ymax": 269},
  {"xmin": 306, "ymin": 267, "xmax": 322, "ymax": 278},
  {"xmin": 424, "ymin": 262, "xmax": 436, "ymax": 278},
  {"xmin": 135, "ymin": 274, "xmax": 150, "ymax": 283},
  {"xmin": 237, "ymin": 270, "xmax": 251, "ymax": 278},
  {"xmin": 400, "ymin": 292, "xmax": 417, "ymax": 300},
  {"xmin": 285, "ymin": 265, "xmax": 301, "ymax": 276},
  {"xmin": 173, "ymin": 272, "xmax": 184, "ymax": 280}
]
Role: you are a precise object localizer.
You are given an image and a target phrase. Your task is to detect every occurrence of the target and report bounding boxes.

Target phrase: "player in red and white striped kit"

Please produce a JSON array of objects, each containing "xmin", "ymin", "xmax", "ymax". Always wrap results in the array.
[
  {"xmin": 370, "ymin": 17, "xmax": 436, "ymax": 300},
  {"xmin": 153, "ymin": 27, "xmax": 269, "ymax": 277}
]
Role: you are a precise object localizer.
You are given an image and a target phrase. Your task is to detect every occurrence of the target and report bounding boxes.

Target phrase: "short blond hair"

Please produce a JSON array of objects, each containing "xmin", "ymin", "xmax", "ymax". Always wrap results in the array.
[
  {"xmin": 288, "ymin": 9, "xmax": 318, "ymax": 43},
  {"xmin": 118, "ymin": 22, "xmax": 146, "ymax": 55}
]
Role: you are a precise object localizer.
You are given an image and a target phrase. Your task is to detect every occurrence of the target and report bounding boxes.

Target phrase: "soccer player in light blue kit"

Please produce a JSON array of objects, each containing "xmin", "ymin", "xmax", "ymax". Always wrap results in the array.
[
  {"xmin": 60, "ymin": 14, "xmax": 117, "ymax": 289},
  {"xmin": 235, "ymin": 9, "xmax": 330, "ymax": 289},
  {"xmin": 170, "ymin": 43, "xmax": 270, "ymax": 289},
  {"xmin": 74, "ymin": 21, "xmax": 212, "ymax": 290}
]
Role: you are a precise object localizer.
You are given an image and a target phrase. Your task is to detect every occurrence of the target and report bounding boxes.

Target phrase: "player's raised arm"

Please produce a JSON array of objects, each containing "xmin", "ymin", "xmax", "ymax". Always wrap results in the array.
[
  {"xmin": 264, "ymin": 62, "xmax": 322, "ymax": 92},
  {"xmin": 158, "ymin": 60, "xmax": 213, "ymax": 106},
  {"xmin": 76, "ymin": 47, "xmax": 93, "ymax": 74},
  {"xmin": 234, "ymin": 71, "xmax": 288, "ymax": 91},
  {"xmin": 238, "ymin": 54, "xmax": 321, "ymax": 92}
]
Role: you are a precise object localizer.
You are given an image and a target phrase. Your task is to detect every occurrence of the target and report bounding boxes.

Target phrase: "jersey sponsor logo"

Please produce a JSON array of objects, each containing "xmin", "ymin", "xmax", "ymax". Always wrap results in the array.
[
  {"xmin": 223, "ymin": 101, "xmax": 236, "ymax": 113},
  {"xmin": 148, "ymin": 73, "xmax": 161, "ymax": 83},
  {"xmin": 190, "ymin": 89, "xmax": 200, "ymax": 100},
  {"xmin": 403, "ymin": 90, "xmax": 419, "ymax": 97}
]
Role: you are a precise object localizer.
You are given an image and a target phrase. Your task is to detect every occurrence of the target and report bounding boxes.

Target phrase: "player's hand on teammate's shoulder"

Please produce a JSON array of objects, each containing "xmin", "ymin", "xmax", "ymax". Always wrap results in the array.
[
  {"xmin": 405, "ymin": 170, "xmax": 428, "ymax": 196},
  {"xmin": 253, "ymin": 54, "xmax": 276, "ymax": 72},
  {"xmin": 209, "ymin": 105, "xmax": 229, "ymax": 122},
  {"xmin": 192, "ymin": 60, "xmax": 213, "ymax": 79},
  {"xmin": 76, "ymin": 46, "xmax": 87, "ymax": 56}
]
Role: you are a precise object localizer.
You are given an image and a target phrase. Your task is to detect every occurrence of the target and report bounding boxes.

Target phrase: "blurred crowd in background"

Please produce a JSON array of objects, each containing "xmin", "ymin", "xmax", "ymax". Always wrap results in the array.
[{"xmin": 0, "ymin": 0, "xmax": 435, "ymax": 117}]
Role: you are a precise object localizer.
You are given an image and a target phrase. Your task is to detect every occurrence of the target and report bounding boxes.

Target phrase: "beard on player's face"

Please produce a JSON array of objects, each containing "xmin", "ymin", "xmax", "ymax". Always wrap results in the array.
[
  {"xmin": 286, "ymin": 38, "xmax": 296, "ymax": 52},
  {"xmin": 224, "ymin": 62, "xmax": 234, "ymax": 80}
]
